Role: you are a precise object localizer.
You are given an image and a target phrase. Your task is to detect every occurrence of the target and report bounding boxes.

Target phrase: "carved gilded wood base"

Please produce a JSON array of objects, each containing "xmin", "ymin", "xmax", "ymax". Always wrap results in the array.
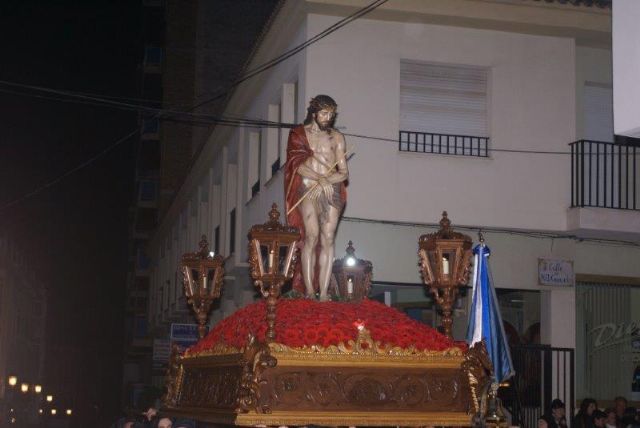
[{"xmin": 163, "ymin": 335, "xmax": 492, "ymax": 426}]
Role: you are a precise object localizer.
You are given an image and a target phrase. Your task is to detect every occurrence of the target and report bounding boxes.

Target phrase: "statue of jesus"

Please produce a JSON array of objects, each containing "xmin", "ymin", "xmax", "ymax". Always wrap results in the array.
[{"xmin": 284, "ymin": 95, "xmax": 349, "ymax": 301}]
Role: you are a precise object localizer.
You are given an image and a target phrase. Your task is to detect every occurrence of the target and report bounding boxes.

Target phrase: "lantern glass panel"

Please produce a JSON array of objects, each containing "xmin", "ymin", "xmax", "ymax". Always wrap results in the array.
[
  {"xmin": 206, "ymin": 268, "xmax": 216, "ymax": 283},
  {"xmin": 252, "ymin": 240, "xmax": 264, "ymax": 275},
  {"xmin": 277, "ymin": 245, "xmax": 289, "ymax": 275},
  {"xmin": 183, "ymin": 267, "xmax": 194, "ymax": 296},
  {"xmin": 191, "ymin": 268, "xmax": 199, "ymax": 287},
  {"xmin": 428, "ymin": 249, "xmax": 439, "ymax": 278},
  {"xmin": 259, "ymin": 244, "xmax": 271, "ymax": 272}
]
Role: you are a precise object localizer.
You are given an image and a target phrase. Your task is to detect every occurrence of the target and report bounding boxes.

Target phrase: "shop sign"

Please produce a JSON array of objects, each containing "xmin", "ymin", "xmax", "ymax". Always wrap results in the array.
[
  {"xmin": 170, "ymin": 323, "xmax": 199, "ymax": 351},
  {"xmin": 538, "ymin": 258, "xmax": 574, "ymax": 286},
  {"xmin": 590, "ymin": 320, "xmax": 640, "ymax": 349}
]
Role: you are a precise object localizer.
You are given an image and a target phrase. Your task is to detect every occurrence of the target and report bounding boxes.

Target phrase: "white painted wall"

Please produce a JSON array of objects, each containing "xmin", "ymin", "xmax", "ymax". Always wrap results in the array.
[
  {"xmin": 304, "ymin": 14, "xmax": 576, "ymax": 232},
  {"xmin": 613, "ymin": 0, "xmax": 640, "ymax": 137}
]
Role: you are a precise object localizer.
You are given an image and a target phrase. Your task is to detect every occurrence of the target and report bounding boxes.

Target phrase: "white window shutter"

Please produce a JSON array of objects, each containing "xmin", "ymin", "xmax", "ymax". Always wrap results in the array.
[
  {"xmin": 400, "ymin": 61, "xmax": 488, "ymax": 137},
  {"xmin": 583, "ymin": 83, "xmax": 613, "ymax": 143}
]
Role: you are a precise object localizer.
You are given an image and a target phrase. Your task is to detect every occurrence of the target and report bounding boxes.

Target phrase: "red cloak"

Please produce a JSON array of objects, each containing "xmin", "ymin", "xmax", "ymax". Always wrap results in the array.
[{"xmin": 284, "ymin": 125, "xmax": 346, "ymax": 294}]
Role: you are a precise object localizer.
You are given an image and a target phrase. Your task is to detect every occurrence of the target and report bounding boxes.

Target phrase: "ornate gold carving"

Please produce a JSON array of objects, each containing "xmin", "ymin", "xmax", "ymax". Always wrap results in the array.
[
  {"xmin": 264, "ymin": 369, "xmax": 465, "ymax": 411},
  {"xmin": 268, "ymin": 327, "xmax": 464, "ymax": 360},
  {"xmin": 234, "ymin": 410, "xmax": 473, "ymax": 427},
  {"xmin": 461, "ymin": 340, "xmax": 493, "ymax": 414},
  {"xmin": 179, "ymin": 366, "xmax": 242, "ymax": 409},
  {"xmin": 236, "ymin": 335, "xmax": 277, "ymax": 414},
  {"xmin": 418, "ymin": 212, "xmax": 473, "ymax": 338},
  {"xmin": 181, "ymin": 235, "xmax": 225, "ymax": 338},
  {"xmin": 247, "ymin": 238, "xmax": 264, "ymax": 292},
  {"xmin": 184, "ymin": 343, "xmax": 243, "ymax": 358},
  {"xmin": 163, "ymin": 344, "xmax": 184, "ymax": 408}
]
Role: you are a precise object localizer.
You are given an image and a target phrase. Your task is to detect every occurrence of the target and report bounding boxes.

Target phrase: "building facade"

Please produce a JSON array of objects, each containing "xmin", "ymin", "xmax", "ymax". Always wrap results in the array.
[
  {"xmin": 124, "ymin": 0, "xmax": 280, "ymax": 398},
  {"xmin": 148, "ymin": 0, "xmax": 640, "ymax": 406},
  {"xmin": 0, "ymin": 237, "xmax": 47, "ymax": 423}
]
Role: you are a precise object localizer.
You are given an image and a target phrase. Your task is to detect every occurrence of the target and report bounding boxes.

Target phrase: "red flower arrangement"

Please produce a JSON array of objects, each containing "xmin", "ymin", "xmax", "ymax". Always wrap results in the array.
[{"xmin": 187, "ymin": 299, "xmax": 465, "ymax": 355}]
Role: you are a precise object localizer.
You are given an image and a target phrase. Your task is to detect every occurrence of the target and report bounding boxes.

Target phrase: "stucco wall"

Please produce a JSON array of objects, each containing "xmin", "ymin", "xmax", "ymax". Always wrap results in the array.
[{"xmin": 304, "ymin": 14, "xmax": 576, "ymax": 232}]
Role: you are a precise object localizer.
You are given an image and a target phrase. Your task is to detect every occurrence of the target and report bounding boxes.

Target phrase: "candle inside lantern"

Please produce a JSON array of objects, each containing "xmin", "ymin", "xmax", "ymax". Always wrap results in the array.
[
  {"xmin": 268, "ymin": 250, "xmax": 275, "ymax": 272},
  {"xmin": 347, "ymin": 277, "xmax": 354, "ymax": 294},
  {"xmin": 442, "ymin": 256, "xmax": 450, "ymax": 275}
]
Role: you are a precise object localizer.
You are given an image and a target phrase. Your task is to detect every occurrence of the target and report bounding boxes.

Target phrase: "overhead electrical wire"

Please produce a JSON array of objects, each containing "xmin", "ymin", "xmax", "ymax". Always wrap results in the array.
[
  {"xmin": 0, "ymin": 130, "xmax": 139, "ymax": 214},
  {"xmin": 188, "ymin": 0, "xmax": 390, "ymax": 111},
  {"xmin": 342, "ymin": 217, "xmax": 640, "ymax": 248},
  {"xmin": 1, "ymin": 82, "xmax": 578, "ymax": 156}
]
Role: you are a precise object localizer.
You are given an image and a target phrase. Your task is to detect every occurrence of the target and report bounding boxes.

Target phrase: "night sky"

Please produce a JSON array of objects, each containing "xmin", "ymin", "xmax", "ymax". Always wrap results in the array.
[
  {"xmin": 0, "ymin": 0, "xmax": 276, "ymax": 425},
  {"xmin": 0, "ymin": 0, "xmax": 140, "ymax": 422}
]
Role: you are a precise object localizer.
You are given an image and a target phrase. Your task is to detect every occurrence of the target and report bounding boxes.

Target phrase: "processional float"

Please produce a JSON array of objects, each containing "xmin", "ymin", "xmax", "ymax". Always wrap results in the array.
[{"xmin": 163, "ymin": 206, "xmax": 494, "ymax": 427}]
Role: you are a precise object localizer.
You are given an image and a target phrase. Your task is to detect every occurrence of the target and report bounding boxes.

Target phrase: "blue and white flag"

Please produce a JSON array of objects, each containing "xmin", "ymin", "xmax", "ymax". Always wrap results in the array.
[{"xmin": 466, "ymin": 243, "xmax": 515, "ymax": 383}]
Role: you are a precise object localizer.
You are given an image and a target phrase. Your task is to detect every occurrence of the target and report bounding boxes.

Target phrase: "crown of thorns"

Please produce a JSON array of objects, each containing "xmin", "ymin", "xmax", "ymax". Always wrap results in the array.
[{"xmin": 308, "ymin": 95, "xmax": 337, "ymax": 112}]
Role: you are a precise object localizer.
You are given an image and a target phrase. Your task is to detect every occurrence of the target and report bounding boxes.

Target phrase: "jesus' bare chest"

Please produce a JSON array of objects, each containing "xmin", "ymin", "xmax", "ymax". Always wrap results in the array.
[{"xmin": 305, "ymin": 130, "xmax": 337, "ymax": 170}]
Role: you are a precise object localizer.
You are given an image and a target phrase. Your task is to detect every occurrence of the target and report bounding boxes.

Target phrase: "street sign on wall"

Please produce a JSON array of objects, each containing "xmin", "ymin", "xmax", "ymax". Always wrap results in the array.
[
  {"xmin": 170, "ymin": 323, "xmax": 199, "ymax": 351},
  {"xmin": 538, "ymin": 258, "xmax": 574, "ymax": 286}
]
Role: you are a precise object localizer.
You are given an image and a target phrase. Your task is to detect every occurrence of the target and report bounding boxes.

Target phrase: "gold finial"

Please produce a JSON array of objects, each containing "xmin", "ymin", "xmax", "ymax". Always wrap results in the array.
[
  {"xmin": 269, "ymin": 203, "xmax": 280, "ymax": 222},
  {"xmin": 198, "ymin": 235, "xmax": 209, "ymax": 257},
  {"xmin": 439, "ymin": 211, "xmax": 451, "ymax": 233},
  {"xmin": 346, "ymin": 240, "xmax": 355, "ymax": 256}
]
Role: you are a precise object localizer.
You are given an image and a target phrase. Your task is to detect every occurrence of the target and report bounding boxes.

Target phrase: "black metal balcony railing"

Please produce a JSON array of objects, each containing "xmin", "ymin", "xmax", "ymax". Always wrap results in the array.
[
  {"xmin": 399, "ymin": 130, "xmax": 489, "ymax": 157},
  {"xmin": 502, "ymin": 345, "xmax": 575, "ymax": 428},
  {"xmin": 570, "ymin": 140, "xmax": 639, "ymax": 210}
]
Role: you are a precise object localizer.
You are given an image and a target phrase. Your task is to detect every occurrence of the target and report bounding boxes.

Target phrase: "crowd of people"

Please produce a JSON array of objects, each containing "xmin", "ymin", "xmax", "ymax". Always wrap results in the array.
[
  {"xmin": 539, "ymin": 397, "xmax": 640, "ymax": 428},
  {"xmin": 110, "ymin": 406, "xmax": 195, "ymax": 428}
]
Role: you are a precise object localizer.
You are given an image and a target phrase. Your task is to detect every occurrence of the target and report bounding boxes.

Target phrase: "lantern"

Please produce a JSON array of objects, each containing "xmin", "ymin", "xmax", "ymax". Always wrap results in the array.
[
  {"xmin": 332, "ymin": 241, "xmax": 372, "ymax": 302},
  {"xmin": 418, "ymin": 211, "xmax": 473, "ymax": 338},
  {"xmin": 248, "ymin": 203, "xmax": 300, "ymax": 342},
  {"xmin": 181, "ymin": 235, "xmax": 225, "ymax": 338}
]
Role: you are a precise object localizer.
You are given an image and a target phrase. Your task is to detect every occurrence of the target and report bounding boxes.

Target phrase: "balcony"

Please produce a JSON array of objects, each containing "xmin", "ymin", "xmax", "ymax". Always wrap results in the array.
[
  {"xmin": 399, "ymin": 131, "xmax": 489, "ymax": 157},
  {"xmin": 568, "ymin": 140, "xmax": 640, "ymax": 241}
]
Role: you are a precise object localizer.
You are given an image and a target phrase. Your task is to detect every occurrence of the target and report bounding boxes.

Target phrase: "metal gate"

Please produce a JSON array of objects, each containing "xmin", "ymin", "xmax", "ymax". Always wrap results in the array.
[{"xmin": 501, "ymin": 345, "xmax": 575, "ymax": 428}]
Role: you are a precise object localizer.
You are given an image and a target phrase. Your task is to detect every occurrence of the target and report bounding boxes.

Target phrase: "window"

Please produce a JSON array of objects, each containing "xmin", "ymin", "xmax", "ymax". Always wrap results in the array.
[
  {"xmin": 139, "ymin": 181, "xmax": 157, "ymax": 202},
  {"xmin": 266, "ymin": 104, "xmax": 280, "ymax": 181},
  {"xmin": 248, "ymin": 131, "xmax": 261, "ymax": 200},
  {"xmin": 143, "ymin": 73, "xmax": 162, "ymax": 101},
  {"xmin": 583, "ymin": 82, "xmax": 613, "ymax": 142},
  {"xmin": 229, "ymin": 209, "xmax": 236, "ymax": 254},
  {"xmin": 400, "ymin": 61, "xmax": 488, "ymax": 157},
  {"xmin": 142, "ymin": 118, "xmax": 159, "ymax": 133},
  {"xmin": 576, "ymin": 282, "xmax": 639, "ymax": 401},
  {"xmin": 280, "ymin": 83, "xmax": 296, "ymax": 163},
  {"xmin": 144, "ymin": 46, "xmax": 163, "ymax": 66},
  {"xmin": 214, "ymin": 225, "xmax": 220, "ymax": 254}
]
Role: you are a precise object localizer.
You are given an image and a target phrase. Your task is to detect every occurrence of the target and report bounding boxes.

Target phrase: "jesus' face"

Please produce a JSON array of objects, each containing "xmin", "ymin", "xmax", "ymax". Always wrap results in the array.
[{"xmin": 314, "ymin": 108, "xmax": 335, "ymax": 131}]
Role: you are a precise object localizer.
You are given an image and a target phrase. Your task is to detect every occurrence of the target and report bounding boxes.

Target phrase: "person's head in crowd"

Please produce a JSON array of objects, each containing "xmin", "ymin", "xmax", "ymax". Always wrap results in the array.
[
  {"xmin": 580, "ymin": 398, "xmax": 598, "ymax": 417},
  {"xmin": 116, "ymin": 417, "xmax": 141, "ymax": 428},
  {"xmin": 154, "ymin": 417, "xmax": 173, "ymax": 428},
  {"xmin": 593, "ymin": 410, "xmax": 607, "ymax": 428},
  {"xmin": 551, "ymin": 398, "xmax": 566, "ymax": 421},
  {"xmin": 622, "ymin": 407, "xmax": 639, "ymax": 428},
  {"xmin": 173, "ymin": 419, "xmax": 196, "ymax": 428},
  {"xmin": 605, "ymin": 408, "xmax": 617, "ymax": 428},
  {"xmin": 615, "ymin": 397, "xmax": 628, "ymax": 419}
]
